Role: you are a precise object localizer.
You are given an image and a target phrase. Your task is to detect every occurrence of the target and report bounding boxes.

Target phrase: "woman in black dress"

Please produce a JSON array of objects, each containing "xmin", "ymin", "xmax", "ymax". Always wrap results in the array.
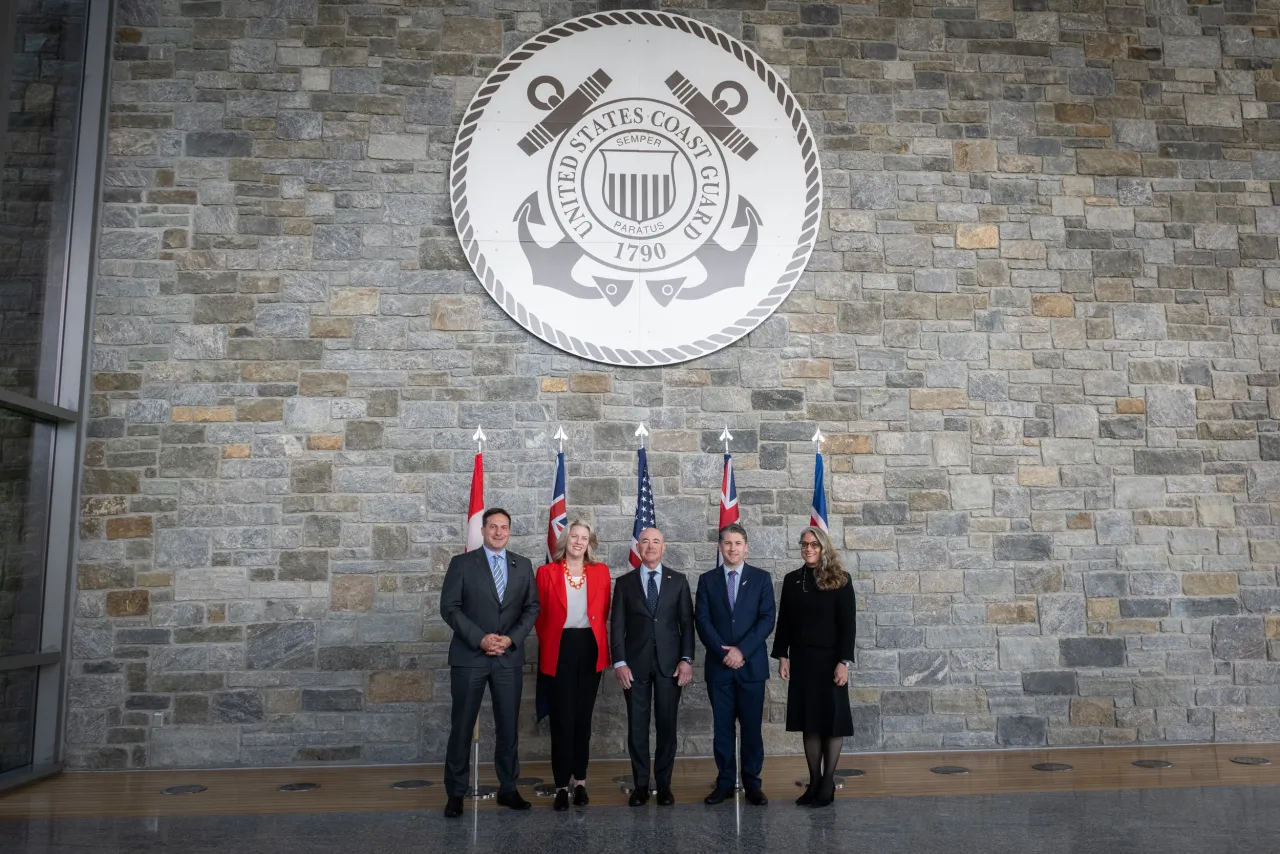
[{"xmin": 772, "ymin": 524, "xmax": 855, "ymax": 807}]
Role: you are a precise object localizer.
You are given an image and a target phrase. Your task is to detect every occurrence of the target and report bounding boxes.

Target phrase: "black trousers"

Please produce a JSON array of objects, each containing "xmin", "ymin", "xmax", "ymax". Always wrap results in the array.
[
  {"xmin": 624, "ymin": 661, "xmax": 682, "ymax": 790},
  {"xmin": 550, "ymin": 628, "xmax": 601, "ymax": 788},
  {"xmin": 444, "ymin": 660, "xmax": 522, "ymax": 797}
]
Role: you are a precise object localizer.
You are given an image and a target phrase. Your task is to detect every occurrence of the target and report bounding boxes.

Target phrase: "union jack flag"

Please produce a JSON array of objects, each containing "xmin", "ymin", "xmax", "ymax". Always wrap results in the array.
[
  {"xmin": 629, "ymin": 447, "xmax": 655, "ymax": 569},
  {"xmin": 717, "ymin": 453, "xmax": 738, "ymax": 567},
  {"xmin": 546, "ymin": 451, "xmax": 567, "ymax": 564}
]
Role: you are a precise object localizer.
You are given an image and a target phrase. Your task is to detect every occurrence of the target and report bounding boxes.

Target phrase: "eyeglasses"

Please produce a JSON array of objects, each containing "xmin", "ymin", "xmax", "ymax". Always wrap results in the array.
[{"xmin": 799, "ymin": 542, "xmax": 821, "ymax": 550}]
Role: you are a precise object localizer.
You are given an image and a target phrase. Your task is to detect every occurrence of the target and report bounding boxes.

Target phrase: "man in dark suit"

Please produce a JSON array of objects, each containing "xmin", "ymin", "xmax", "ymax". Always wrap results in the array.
[
  {"xmin": 610, "ymin": 526, "xmax": 695, "ymax": 807},
  {"xmin": 695, "ymin": 522, "xmax": 776, "ymax": 806},
  {"xmin": 439, "ymin": 507, "xmax": 539, "ymax": 817}
]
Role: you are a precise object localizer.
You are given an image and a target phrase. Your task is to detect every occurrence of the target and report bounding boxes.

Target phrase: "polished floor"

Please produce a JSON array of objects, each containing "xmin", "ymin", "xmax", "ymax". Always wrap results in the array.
[{"xmin": 3, "ymin": 745, "xmax": 1280, "ymax": 852}]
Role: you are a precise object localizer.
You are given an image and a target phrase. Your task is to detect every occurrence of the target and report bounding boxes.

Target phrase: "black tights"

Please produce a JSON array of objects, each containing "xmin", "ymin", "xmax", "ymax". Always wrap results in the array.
[{"xmin": 802, "ymin": 732, "xmax": 842, "ymax": 792}]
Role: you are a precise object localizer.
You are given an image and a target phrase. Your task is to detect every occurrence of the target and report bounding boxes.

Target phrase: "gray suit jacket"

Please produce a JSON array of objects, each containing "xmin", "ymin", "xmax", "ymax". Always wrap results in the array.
[{"xmin": 440, "ymin": 547, "xmax": 539, "ymax": 668}]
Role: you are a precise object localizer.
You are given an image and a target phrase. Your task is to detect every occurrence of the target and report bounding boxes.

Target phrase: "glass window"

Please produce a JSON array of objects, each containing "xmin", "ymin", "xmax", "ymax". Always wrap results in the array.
[
  {"xmin": 0, "ymin": 0, "xmax": 89, "ymax": 401},
  {"xmin": 0, "ymin": 411, "xmax": 52, "ymax": 657},
  {"xmin": 0, "ymin": 667, "xmax": 37, "ymax": 774}
]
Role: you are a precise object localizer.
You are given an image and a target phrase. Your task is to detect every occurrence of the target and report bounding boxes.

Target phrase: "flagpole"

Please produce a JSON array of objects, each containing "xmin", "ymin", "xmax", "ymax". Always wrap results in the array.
[{"xmin": 467, "ymin": 424, "xmax": 493, "ymax": 800}]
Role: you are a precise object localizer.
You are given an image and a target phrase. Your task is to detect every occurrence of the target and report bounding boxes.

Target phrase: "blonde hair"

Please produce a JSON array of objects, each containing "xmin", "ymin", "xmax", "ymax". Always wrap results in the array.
[
  {"xmin": 552, "ymin": 519, "xmax": 598, "ymax": 565},
  {"xmin": 800, "ymin": 526, "xmax": 848, "ymax": 591}
]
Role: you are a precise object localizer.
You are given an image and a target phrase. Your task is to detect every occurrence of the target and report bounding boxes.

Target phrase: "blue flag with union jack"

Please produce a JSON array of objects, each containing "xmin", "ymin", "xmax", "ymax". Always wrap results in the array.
[
  {"xmin": 546, "ymin": 451, "xmax": 567, "ymax": 564},
  {"xmin": 629, "ymin": 448, "xmax": 655, "ymax": 569},
  {"xmin": 810, "ymin": 452, "xmax": 829, "ymax": 533}
]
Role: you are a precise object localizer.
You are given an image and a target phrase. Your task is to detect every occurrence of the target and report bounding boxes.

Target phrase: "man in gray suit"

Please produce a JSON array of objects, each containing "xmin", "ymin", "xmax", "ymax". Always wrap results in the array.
[
  {"xmin": 440, "ymin": 507, "xmax": 539, "ymax": 817},
  {"xmin": 610, "ymin": 527, "xmax": 694, "ymax": 806}
]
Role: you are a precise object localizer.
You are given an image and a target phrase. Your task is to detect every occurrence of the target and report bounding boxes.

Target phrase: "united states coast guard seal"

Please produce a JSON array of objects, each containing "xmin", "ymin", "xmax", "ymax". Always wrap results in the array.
[{"xmin": 451, "ymin": 12, "xmax": 822, "ymax": 366}]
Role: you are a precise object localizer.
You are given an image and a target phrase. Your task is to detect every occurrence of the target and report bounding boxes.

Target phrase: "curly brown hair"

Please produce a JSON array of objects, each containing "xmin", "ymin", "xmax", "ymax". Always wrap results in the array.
[{"xmin": 799, "ymin": 526, "xmax": 848, "ymax": 591}]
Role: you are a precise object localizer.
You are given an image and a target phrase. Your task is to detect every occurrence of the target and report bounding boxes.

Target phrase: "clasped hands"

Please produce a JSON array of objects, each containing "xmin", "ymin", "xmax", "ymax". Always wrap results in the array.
[{"xmin": 480, "ymin": 633, "xmax": 512, "ymax": 656}]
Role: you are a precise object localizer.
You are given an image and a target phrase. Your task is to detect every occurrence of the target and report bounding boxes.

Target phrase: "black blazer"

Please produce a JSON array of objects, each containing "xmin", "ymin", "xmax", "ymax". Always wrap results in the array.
[
  {"xmin": 609, "ymin": 565, "xmax": 694, "ymax": 679},
  {"xmin": 771, "ymin": 565, "xmax": 855, "ymax": 662},
  {"xmin": 440, "ymin": 547, "xmax": 539, "ymax": 668}
]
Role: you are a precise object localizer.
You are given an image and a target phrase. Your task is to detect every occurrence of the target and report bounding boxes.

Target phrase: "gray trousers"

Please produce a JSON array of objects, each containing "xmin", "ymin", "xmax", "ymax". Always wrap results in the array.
[{"xmin": 444, "ymin": 661, "xmax": 522, "ymax": 797}]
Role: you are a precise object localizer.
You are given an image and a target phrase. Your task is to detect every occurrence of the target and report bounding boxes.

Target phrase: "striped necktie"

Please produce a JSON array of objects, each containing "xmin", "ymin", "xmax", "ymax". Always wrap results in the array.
[{"xmin": 490, "ymin": 553, "xmax": 506, "ymax": 601}]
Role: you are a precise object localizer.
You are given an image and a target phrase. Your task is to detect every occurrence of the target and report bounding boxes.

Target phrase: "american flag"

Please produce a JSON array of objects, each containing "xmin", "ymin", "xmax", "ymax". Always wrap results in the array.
[
  {"xmin": 717, "ymin": 453, "xmax": 738, "ymax": 567},
  {"xmin": 546, "ymin": 451, "xmax": 567, "ymax": 564},
  {"xmin": 810, "ymin": 451, "xmax": 829, "ymax": 533},
  {"xmin": 629, "ymin": 447, "xmax": 655, "ymax": 569}
]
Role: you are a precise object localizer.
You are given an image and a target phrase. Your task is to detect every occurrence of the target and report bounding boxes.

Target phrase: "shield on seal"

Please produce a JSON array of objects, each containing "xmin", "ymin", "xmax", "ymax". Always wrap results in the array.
[{"xmin": 600, "ymin": 150, "xmax": 677, "ymax": 223}]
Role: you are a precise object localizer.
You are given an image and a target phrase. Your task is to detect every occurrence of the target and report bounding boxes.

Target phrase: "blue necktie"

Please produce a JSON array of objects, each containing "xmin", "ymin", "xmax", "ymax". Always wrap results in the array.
[
  {"xmin": 491, "ymin": 553, "xmax": 506, "ymax": 601},
  {"xmin": 647, "ymin": 570, "xmax": 659, "ymax": 612},
  {"xmin": 728, "ymin": 570, "xmax": 738, "ymax": 610}
]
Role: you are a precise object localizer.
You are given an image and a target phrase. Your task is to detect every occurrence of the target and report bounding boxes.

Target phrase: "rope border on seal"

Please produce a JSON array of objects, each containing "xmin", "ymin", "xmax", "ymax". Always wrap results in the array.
[{"xmin": 449, "ymin": 11, "xmax": 823, "ymax": 367}]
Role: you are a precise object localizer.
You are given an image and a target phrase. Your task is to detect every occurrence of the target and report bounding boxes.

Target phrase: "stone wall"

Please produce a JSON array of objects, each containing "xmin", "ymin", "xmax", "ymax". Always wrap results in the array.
[{"xmin": 71, "ymin": 0, "xmax": 1280, "ymax": 769}]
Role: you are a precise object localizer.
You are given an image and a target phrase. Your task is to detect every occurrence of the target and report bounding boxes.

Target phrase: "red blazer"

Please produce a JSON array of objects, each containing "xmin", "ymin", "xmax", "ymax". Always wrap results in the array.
[{"xmin": 535, "ymin": 561, "xmax": 611, "ymax": 676}]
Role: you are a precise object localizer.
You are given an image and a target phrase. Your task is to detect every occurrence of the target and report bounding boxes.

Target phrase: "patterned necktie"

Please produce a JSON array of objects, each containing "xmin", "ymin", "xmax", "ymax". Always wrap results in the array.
[
  {"xmin": 491, "ymin": 553, "xmax": 506, "ymax": 601},
  {"xmin": 646, "ymin": 570, "xmax": 659, "ymax": 612},
  {"xmin": 728, "ymin": 570, "xmax": 738, "ymax": 610}
]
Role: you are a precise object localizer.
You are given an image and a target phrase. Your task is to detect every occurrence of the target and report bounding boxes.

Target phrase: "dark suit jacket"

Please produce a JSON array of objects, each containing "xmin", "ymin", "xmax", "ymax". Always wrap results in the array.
[
  {"xmin": 695, "ymin": 563, "xmax": 776, "ymax": 683},
  {"xmin": 440, "ymin": 547, "xmax": 539, "ymax": 668},
  {"xmin": 609, "ymin": 564, "xmax": 694, "ymax": 680}
]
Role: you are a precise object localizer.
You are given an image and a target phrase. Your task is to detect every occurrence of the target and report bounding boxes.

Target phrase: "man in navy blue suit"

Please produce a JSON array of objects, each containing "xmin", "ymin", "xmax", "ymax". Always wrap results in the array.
[{"xmin": 695, "ymin": 522, "xmax": 776, "ymax": 805}]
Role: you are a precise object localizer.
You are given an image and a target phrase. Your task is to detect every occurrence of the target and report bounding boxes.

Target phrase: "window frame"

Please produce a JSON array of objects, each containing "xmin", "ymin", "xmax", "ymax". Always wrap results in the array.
[{"xmin": 0, "ymin": 0, "xmax": 112, "ymax": 792}]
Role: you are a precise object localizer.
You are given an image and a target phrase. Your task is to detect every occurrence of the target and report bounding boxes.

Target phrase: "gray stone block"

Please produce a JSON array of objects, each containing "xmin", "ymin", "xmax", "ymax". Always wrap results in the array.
[
  {"xmin": 1212, "ymin": 616, "xmax": 1266, "ymax": 660},
  {"xmin": 994, "ymin": 534, "xmax": 1053, "ymax": 562},
  {"xmin": 1134, "ymin": 449, "xmax": 1202, "ymax": 475},
  {"xmin": 1022, "ymin": 671, "xmax": 1076, "ymax": 695},
  {"xmin": 150, "ymin": 726, "xmax": 240, "ymax": 767},
  {"xmin": 996, "ymin": 715, "xmax": 1047, "ymax": 746},
  {"xmin": 246, "ymin": 622, "xmax": 316, "ymax": 670},
  {"xmin": 1060, "ymin": 637, "xmax": 1126, "ymax": 668},
  {"xmin": 185, "ymin": 132, "xmax": 253, "ymax": 158}
]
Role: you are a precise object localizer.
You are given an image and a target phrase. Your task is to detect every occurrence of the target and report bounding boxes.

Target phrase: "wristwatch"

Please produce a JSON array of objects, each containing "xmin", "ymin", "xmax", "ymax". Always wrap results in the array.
[{"xmin": 840, "ymin": 660, "xmax": 854, "ymax": 669}]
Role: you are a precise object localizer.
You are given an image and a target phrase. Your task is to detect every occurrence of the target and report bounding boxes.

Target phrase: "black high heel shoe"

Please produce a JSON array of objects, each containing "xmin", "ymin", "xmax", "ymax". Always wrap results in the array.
[
  {"xmin": 811, "ymin": 779, "xmax": 835, "ymax": 808},
  {"xmin": 796, "ymin": 782, "xmax": 818, "ymax": 806}
]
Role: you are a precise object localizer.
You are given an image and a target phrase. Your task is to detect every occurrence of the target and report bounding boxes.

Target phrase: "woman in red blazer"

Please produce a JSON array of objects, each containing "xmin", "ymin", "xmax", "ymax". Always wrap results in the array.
[{"xmin": 535, "ymin": 519, "xmax": 611, "ymax": 811}]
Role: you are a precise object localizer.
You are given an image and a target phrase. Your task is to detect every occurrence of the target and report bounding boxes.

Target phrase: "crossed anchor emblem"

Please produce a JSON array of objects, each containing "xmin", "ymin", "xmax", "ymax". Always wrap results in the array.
[{"xmin": 512, "ymin": 69, "xmax": 763, "ymax": 305}]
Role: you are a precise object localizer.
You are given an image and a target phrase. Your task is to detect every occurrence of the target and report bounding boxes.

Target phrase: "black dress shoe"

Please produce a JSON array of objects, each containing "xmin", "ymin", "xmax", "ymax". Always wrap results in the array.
[
  {"xmin": 496, "ymin": 790, "xmax": 532, "ymax": 810},
  {"xmin": 745, "ymin": 787, "xmax": 768, "ymax": 806},
  {"xmin": 628, "ymin": 788, "xmax": 650, "ymax": 807},
  {"xmin": 657, "ymin": 788, "xmax": 675, "ymax": 806},
  {"xmin": 811, "ymin": 780, "xmax": 835, "ymax": 808},
  {"xmin": 444, "ymin": 796, "xmax": 464, "ymax": 818},
  {"xmin": 704, "ymin": 786, "xmax": 732, "ymax": 805},
  {"xmin": 573, "ymin": 784, "xmax": 589, "ymax": 806},
  {"xmin": 553, "ymin": 789, "xmax": 569, "ymax": 811},
  {"xmin": 796, "ymin": 784, "xmax": 817, "ymax": 806}
]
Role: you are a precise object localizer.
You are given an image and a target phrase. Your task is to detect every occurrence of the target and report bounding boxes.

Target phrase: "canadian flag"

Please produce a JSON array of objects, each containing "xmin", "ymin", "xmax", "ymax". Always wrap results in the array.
[{"xmin": 465, "ymin": 451, "xmax": 484, "ymax": 551}]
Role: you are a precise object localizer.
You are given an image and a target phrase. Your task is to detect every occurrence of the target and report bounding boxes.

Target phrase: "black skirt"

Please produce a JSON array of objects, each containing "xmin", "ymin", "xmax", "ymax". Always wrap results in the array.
[{"xmin": 785, "ymin": 645, "xmax": 853, "ymax": 736}]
